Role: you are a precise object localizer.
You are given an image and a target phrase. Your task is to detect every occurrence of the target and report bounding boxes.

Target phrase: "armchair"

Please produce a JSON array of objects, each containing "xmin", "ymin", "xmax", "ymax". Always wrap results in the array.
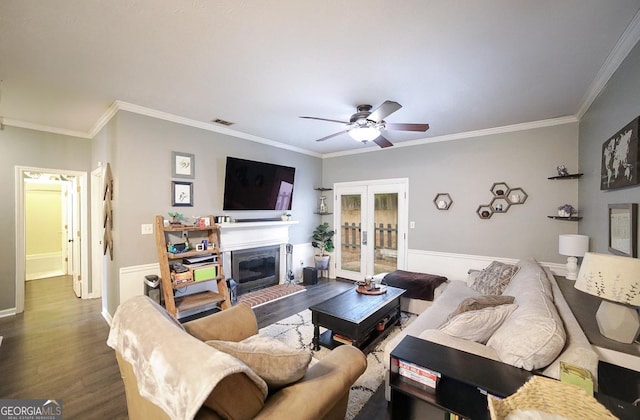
[{"xmin": 109, "ymin": 297, "xmax": 367, "ymax": 420}]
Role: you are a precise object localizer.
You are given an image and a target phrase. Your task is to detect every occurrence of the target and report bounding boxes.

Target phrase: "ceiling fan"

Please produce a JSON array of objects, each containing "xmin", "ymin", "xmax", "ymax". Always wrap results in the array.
[{"xmin": 300, "ymin": 100, "xmax": 429, "ymax": 148}]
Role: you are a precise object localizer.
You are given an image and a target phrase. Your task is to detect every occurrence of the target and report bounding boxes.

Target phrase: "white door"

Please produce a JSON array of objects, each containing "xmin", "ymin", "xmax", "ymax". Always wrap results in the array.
[
  {"xmin": 335, "ymin": 179, "xmax": 408, "ymax": 281},
  {"xmin": 65, "ymin": 178, "xmax": 82, "ymax": 297}
]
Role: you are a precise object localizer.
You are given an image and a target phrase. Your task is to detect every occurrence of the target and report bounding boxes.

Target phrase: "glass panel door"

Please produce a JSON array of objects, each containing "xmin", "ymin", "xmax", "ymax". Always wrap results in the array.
[{"xmin": 335, "ymin": 180, "xmax": 407, "ymax": 281}]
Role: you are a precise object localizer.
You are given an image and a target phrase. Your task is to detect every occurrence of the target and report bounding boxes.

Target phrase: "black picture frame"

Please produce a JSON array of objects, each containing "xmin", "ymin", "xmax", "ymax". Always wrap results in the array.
[
  {"xmin": 608, "ymin": 203, "xmax": 637, "ymax": 257},
  {"xmin": 601, "ymin": 116, "xmax": 640, "ymax": 190},
  {"xmin": 172, "ymin": 181, "xmax": 193, "ymax": 207}
]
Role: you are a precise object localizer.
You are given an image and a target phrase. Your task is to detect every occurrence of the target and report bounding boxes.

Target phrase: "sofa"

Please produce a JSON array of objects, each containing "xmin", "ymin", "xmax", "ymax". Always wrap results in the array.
[
  {"xmin": 108, "ymin": 296, "xmax": 367, "ymax": 420},
  {"xmin": 383, "ymin": 258, "xmax": 598, "ymax": 400}
]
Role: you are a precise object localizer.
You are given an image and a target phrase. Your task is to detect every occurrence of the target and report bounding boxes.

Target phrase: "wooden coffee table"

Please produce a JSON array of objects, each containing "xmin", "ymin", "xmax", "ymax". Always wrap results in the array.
[{"xmin": 310, "ymin": 285, "xmax": 405, "ymax": 353}]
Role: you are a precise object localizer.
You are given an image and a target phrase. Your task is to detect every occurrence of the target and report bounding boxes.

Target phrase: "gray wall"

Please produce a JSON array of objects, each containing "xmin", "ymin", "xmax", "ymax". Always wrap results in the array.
[
  {"xmin": 0, "ymin": 126, "xmax": 91, "ymax": 311},
  {"xmin": 323, "ymin": 123, "xmax": 579, "ymax": 263},
  {"xmin": 98, "ymin": 111, "xmax": 323, "ymax": 315},
  {"xmin": 579, "ymin": 40, "xmax": 640, "ymax": 253}
]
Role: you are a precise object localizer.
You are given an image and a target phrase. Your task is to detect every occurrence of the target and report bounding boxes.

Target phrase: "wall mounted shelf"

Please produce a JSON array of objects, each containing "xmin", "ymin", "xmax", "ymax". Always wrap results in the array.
[
  {"xmin": 548, "ymin": 173, "xmax": 583, "ymax": 180},
  {"xmin": 547, "ymin": 216, "xmax": 583, "ymax": 221}
]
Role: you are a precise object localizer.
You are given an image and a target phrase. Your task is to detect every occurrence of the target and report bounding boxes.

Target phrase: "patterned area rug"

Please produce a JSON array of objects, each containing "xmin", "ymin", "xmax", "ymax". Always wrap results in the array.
[
  {"xmin": 237, "ymin": 284, "xmax": 306, "ymax": 308},
  {"xmin": 259, "ymin": 309, "xmax": 416, "ymax": 419}
]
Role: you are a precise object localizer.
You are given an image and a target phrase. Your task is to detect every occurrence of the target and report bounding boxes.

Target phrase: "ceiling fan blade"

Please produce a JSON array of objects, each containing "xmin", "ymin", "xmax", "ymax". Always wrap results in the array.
[
  {"xmin": 384, "ymin": 122, "xmax": 430, "ymax": 132},
  {"xmin": 367, "ymin": 100, "xmax": 402, "ymax": 122},
  {"xmin": 316, "ymin": 130, "xmax": 349, "ymax": 142},
  {"xmin": 299, "ymin": 116, "xmax": 349, "ymax": 124},
  {"xmin": 373, "ymin": 135, "xmax": 394, "ymax": 148}
]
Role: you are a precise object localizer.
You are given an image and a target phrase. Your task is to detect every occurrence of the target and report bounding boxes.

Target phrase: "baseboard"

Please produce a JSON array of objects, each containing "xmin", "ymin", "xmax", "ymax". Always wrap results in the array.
[
  {"xmin": 0, "ymin": 307, "xmax": 17, "ymax": 318},
  {"xmin": 101, "ymin": 308, "xmax": 113, "ymax": 326}
]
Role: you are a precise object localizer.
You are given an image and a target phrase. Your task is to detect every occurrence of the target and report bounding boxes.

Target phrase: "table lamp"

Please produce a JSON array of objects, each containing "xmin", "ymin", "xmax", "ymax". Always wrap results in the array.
[
  {"xmin": 574, "ymin": 252, "xmax": 640, "ymax": 343},
  {"xmin": 558, "ymin": 234, "xmax": 589, "ymax": 280}
]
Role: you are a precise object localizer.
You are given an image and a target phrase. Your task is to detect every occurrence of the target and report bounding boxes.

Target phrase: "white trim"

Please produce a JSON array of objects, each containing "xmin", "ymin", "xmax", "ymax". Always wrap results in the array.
[
  {"xmin": 0, "ymin": 307, "xmax": 17, "ymax": 318},
  {"xmin": 576, "ymin": 9, "xmax": 640, "ymax": 119},
  {"xmin": 101, "ymin": 309, "xmax": 113, "ymax": 326},
  {"xmin": 88, "ymin": 101, "xmax": 120, "ymax": 138},
  {"xmin": 322, "ymin": 116, "xmax": 578, "ymax": 158},
  {"xmin": 15, "ymin": 166, "xmax": 90, "ymax": 314},
  {"xmin": 2, "ymin": 118, "xmax": 91, "ymax": 139}
]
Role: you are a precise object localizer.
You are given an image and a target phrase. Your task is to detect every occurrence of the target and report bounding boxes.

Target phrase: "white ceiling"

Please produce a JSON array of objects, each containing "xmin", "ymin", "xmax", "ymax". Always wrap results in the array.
[{"xmin": 1, "ymin": 1, "xmax": 640, "ymax": 156}]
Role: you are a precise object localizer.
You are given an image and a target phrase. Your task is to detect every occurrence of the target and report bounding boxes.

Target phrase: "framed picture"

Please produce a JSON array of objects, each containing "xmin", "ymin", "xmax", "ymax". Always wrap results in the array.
[
  {"xmin": 172, "ymin": 181, "xmax": 193, "ymax": 207},
  {"xmin": 608, "ymin": 203, "xmax": 637, "ymax": 257},
  {"xmin": 172, "ymin": 151, "xmax": 195, "ymax": 179},
  {"xmin": 601, "ymin": 116, "xmax": 640, "ymax": 190}
]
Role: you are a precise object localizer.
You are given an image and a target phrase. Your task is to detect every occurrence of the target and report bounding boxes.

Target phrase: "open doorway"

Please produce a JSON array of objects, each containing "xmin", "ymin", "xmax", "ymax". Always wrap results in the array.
[{"xmin": 15, "ymin": 166, "xmax": 90, "ymax": 314}]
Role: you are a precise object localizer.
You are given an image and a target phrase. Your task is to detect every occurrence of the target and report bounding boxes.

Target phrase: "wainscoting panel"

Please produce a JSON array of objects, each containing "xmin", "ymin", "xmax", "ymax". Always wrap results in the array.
[{"xmin": 407, "ymin": 249, "xmax": 566, "ymax": 281}]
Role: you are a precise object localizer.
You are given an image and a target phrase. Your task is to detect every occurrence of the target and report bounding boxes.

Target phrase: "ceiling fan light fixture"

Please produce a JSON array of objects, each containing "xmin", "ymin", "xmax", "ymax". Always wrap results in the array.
[{"xmin": 349, "ymin": 126, "xmax": 380, "ymax": 142}]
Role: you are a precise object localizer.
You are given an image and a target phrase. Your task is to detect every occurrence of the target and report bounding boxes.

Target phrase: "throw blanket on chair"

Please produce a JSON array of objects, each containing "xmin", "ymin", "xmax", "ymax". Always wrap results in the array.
[
  {"xmin": 383, "ymin": 270, "xmax": 448, "ymax": 301},
  {"xmin": 107, "ymin": 296, "xmax": 268, "ymax": 420}
]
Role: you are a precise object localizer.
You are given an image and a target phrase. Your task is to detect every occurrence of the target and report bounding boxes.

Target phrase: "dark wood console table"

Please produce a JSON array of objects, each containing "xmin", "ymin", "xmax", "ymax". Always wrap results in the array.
[{"xmin": 389, "ymin": 336, "xmax": 640, "ymax": 420}]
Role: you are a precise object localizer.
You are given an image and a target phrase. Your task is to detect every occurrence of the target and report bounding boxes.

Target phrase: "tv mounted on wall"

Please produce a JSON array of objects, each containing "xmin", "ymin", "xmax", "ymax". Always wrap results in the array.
[{"xmin": 223, "ymin": 157, "xmax": 295, "ymax": 211}]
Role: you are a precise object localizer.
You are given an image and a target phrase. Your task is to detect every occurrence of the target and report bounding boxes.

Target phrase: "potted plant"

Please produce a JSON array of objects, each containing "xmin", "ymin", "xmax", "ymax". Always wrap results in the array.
[{"xmin": 312, "ymin": 222, "xmax": 335, "ymax": 270}]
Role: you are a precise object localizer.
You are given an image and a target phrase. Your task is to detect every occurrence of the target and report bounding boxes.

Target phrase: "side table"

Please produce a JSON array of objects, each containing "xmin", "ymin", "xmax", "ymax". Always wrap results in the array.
[{"xmin": 389, "ymin": 336, "xmax": 640, "ymax": 420}]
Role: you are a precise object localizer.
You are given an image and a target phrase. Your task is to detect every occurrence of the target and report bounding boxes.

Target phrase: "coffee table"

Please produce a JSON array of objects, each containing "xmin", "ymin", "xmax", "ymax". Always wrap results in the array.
[{"xmin": 310, "ymin": 285, "xmax": 405, "ymax": 353}]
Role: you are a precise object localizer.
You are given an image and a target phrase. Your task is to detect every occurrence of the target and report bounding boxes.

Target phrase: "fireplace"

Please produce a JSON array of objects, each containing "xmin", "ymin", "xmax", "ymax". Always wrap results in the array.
[{"xmin": 231, "ymin": 245, "xmax": 280, "ymax": 295}]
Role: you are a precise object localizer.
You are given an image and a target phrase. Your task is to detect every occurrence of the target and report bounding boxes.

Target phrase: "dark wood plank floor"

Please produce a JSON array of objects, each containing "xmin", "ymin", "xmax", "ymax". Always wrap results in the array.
[{"xmin": 0, "ymin": 276, "xmax": 392, "ymax": 419}]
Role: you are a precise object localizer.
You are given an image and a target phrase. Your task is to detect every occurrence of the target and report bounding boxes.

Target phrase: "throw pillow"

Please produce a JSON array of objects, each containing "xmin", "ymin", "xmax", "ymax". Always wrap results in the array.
[
  {"xmin": 447, "ymin": 295, "xmax": 515, "ymax": 321},
  {"xmin": 470, "ymin": 261, "xmax": 520, "ymax": 295},
  {"xmin": 206, "ymin": 335, "xmax": 311, "ymax": 390},
  {"xmin": 438, "ymin": 304, "xmax": 518, "ymax": 344}
]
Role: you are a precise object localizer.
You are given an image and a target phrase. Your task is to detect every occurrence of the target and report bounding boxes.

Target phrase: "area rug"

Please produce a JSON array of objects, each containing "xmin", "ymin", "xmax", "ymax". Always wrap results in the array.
[
  {"xmin": 237, "ymin": 284, "xmax": 306, "ymax": 308},
  {"xmin": 259, "ymin": 309, "xmax": 416, "ymax": 419}
]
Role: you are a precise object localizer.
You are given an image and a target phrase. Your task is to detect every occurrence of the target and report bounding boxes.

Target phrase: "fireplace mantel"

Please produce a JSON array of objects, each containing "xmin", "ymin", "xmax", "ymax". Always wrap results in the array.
[
  {"xmin": 219, "ymin": 220, "xmax": 298, "ymax": 252},
  {"xmin": 219, "ymin": 220, "xmax": 298, "ymax": 286}
]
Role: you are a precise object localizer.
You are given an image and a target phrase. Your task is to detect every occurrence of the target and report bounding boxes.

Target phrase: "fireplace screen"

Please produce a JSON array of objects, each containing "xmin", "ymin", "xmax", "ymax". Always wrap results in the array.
[{"xmin": 231, "ymin": 245, "xmax": 280, "ymax": 294}]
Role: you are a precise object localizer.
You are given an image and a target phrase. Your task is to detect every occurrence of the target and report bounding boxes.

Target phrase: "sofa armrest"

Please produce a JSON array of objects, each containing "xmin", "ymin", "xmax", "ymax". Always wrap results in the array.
[
  {"xmin": 183, "ymin": 303, "xmax": 258, "ymax": 342},
  {"xmin": 256, "ymin": 345, "xmax": 367, "ymax": 420}
]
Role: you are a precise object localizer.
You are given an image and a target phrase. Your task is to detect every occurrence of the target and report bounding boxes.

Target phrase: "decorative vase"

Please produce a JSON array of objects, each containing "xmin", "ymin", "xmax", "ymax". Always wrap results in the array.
[{"xmin": 314, "ymin": 255, "xmax": 330, "ymax": 270}]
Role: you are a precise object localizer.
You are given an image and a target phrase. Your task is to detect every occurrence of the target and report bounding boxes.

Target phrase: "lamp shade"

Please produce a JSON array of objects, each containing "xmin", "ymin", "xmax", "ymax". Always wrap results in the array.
[
  {"xmin": 575, "ymin": 252, "xmax": 640, "ymax": 306},
  {"xmin": 558, "ymin": 234, "xmax": 589, "ymax": 257},
  {"xmin": 348, "ymin": 126, "xmax": 380, "ymax": 142}
]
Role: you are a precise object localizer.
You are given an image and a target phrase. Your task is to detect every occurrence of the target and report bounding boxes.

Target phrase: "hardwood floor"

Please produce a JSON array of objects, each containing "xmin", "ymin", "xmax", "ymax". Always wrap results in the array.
[{"xmin": 0, "ymin": 276, "xmax": 379, "ymax": 419}]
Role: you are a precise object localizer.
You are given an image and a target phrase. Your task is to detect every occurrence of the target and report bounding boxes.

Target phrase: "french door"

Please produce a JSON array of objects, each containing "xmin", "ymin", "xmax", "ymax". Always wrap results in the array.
[{"xmin": 334, "ymin": 179, "xmax": 408, "ymax": 281}]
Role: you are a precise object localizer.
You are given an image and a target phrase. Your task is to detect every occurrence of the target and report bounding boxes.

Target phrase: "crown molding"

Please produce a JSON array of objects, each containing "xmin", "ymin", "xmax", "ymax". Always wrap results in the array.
[
  {"xmin": 2, "ymin": 118, "xmax": 91, "ymax": 139},
  {"xmin": 321, "ymin": 115, "xmax": 579, "ymax": 159},
  {"xmin": 112, "ymin": 101, "xmax": 322, "ymax": 157},
  {"xmin": 576, "ymin": 8, "xmax": 640, "ymax": 119}
]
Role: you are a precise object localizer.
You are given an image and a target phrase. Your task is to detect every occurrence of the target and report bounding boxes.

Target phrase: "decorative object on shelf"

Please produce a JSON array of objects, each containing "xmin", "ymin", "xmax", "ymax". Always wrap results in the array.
[
  {"xmin": 311, "ymin": 222, "xmax": 335, "ymax": 270},
  {"xmin": 556, "ymin": 164, "xmax": 570, "ymax": 177},
  {"xmin": 608, "ymin": 203, "xmax": 637, "ymax": 257},
  {"xmin": 558, "ymin": 234, "xmax": 589, "ymax": 280},
  {"xmin": 601, "ymin": 116, "xmax": 639, "ymax": 190},
  {"xmin": 433, "ymin": 193, "xmax": 453, "ymax": 210},
  {"xmin": 506, "ymin": 187, "xmax": 528, "ymax": 205},
  {"xmin": 476, "ymin": 205, "xmax": 493, "ymax": 219},
  {"xmin": 575, "ymin": 252, "xmax": 640, "ymax": 343},
  {"xmin": 477, "ymin": 182, "xmax": 528, "ymax": 219},
  {"xmin": 490, "ymin": 182, "xmax": 508, "ymax": 197},
  {"xmin": 168, "ymin": 211, "xmax": 183, "ymax": 225},
  {"xmin": 319, "ymin": 195, "xmax": 328, "ymax": 213},
  {"xmin": 172, "ymin": 181, "xmax": 193, "ymax": 207},
  {"xmin": 171, "ymin": 151, "xmax": 195, "ymax": 179},
  {"xmin": 281, "ymin": 212, "xmax": 292, "ymax": 221},
  {"xmin": 557, "ymin": 204, "xmax": 576, "ymax": 218}
]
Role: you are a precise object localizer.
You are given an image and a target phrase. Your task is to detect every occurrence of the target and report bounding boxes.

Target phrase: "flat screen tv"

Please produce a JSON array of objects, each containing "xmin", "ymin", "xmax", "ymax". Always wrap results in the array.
[{"xmin": 223, "ymin": 157, "xmax": 295, "ymax": 210}]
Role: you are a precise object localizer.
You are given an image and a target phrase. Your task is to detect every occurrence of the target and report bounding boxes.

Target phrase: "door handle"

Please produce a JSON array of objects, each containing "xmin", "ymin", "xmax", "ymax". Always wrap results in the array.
[{"xmin": 362, "ymin": 231, "xmax": 367, "ymax": 245}]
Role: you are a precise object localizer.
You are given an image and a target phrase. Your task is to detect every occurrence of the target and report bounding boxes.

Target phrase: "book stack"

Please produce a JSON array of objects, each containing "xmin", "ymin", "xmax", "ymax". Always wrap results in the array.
[
  {"xmin": 332, "ymin": 333, "xmax": 354, "ymax": 346},
  {"xmin": 394, "ymin": 358, "xmax": 441, "ymax": 392}
]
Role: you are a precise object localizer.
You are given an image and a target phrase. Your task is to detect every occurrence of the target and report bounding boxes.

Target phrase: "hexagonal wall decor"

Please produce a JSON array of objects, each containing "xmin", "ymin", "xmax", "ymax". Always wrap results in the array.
[
  {"xmin": 477, "ymin": 205, "xmax": 493, "ymax": 219},
  {"xmin": 506, "ymin": 187, "xmax": 528, "ymax": 205},
  {"xmin": 491, "ymin": 197, "xmax": 510, "ymax": 213},
  {"xmin": 433, "ymin": 193, "xmax": 453, "ymax": 210},
  {"xmin": 491, "ymin": 182, "xmax": 509, "ymax": 197}
]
